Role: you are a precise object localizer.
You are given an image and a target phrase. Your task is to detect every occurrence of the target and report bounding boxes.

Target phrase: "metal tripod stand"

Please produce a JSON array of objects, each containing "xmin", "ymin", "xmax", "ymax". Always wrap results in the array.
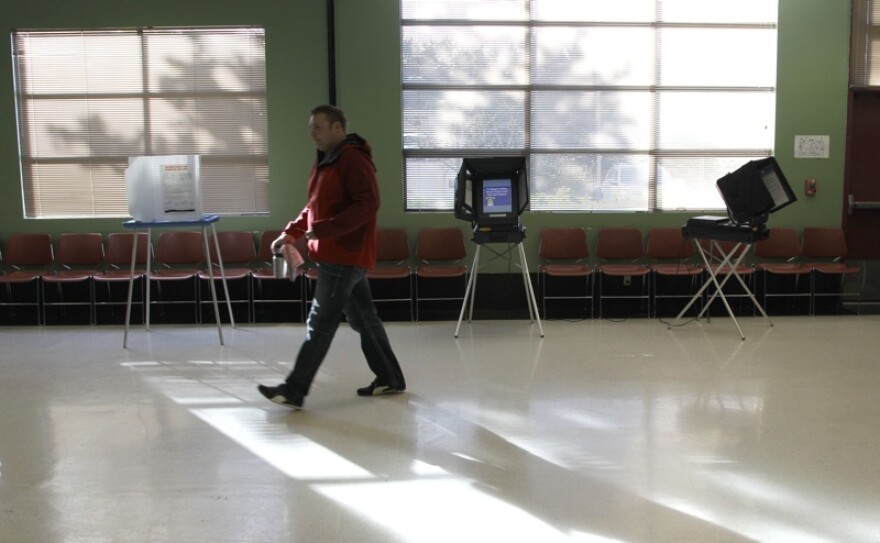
[{"xmin": 454, "ymin": 237, "xmax": 544, "ymax": 338}]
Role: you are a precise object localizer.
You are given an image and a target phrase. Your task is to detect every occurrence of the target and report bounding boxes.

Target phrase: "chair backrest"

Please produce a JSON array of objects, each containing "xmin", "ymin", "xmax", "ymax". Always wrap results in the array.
[
  {"xmin": 3, "ymin": 233, "xmax": 53, "ymax": 267},
  {"xmin": 539, "ymin": 227, "xmax": 589, "ymax": 260},
  {"xmin": 155, "ymin": 231, "xmax": 204, "ymax": 266},
  {"xmin": 209, "ymin": 231, "xmax": 256, "ymax": 265},
  {"xmin": 596, "ymin": 228, "xmax": 644, "ymax": 261},
  {"xmin": 754, "ymin": 227, "xmax": 801, "ymax": 259},
  {"xmin": 416, "ymin": 228, "xmax": 466, "ymax": 262},
  {"xmin": 55, "ymin": 233, "xmax": 104, "ymax": 268},
  {"xmin": 105, "ymin": 233, "xmax": 150, "ymax": 266},
  {"xmin": 646, "ymin": 227, "xmax": 693, "ymax": 259},
  {"xmin": 376, "ymin": 228, "xmax": 411, "ymax": 262},
  {"xmin": 802, "ymin": 227, "xmax": 847, "ymax": 260}
]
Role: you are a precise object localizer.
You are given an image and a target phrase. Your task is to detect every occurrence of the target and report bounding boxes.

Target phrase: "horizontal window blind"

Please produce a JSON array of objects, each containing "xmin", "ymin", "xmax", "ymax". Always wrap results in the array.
[
  {"xmin": 402, "ymin": 0, "xmax": 777, "ymax": 213},
  {"xmin": 852, "ymin": 0, "xmax": 880, "ymax": 86},
  {"xmin": 12, "ymin": 27, "xmax": 269, "ymax": 218}
]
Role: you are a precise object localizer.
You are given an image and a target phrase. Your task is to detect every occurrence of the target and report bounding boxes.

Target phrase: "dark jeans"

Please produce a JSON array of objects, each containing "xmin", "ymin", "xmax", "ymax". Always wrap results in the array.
[{"xmin": 285, "ymin": 262, "xmax": 406, "ymax": 396}]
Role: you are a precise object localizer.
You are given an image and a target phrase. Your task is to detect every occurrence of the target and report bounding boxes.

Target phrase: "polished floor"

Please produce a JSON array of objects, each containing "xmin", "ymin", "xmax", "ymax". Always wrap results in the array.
[{"xmin": 1, "ymin": 314, "xmax": 879, "ymax": 543}]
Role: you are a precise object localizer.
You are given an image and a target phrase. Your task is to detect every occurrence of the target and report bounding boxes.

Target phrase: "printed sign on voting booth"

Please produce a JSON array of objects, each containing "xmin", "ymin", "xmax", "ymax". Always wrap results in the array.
[{"xmin": 126, "ymin": 155, "xmax": 202, "ymax": 222}]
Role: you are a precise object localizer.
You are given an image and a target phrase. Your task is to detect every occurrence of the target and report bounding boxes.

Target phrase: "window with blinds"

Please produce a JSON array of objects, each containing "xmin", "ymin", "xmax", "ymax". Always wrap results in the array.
[
  {"xmin": 11, "ymin": 27, "xmax": 269, "ymax": 219},
  {"xmin": 852, "ymin": 0, "xmax": 880, "ymax": 86},
  {"xmin": 401, "ymin": 0, "xmax": 778, "ymax": 213}
]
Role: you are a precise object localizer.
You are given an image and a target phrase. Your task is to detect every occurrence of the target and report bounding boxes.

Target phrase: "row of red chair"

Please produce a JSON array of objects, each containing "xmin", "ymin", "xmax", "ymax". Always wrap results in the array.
[
  {"xmin": 753, "ymin": 227, "xmax": 860, "ymax": 314},
  {"xmin": 0, "ymin": 226, "xmax": 860, "ymax": 325},
  {"xmin": 0, "ymin": 232, "xmax": 142, "ymax": 325},
  {"xmin": 536, "ymin": 226, "xmax": 861, "ymax": 318},
  {"xmin": 0, "ymin": 228, "xmax": 469, "ymax": 325},
  {"xmin": 0, "ymin": 231, "xmax": 295, "ymax": 325}
]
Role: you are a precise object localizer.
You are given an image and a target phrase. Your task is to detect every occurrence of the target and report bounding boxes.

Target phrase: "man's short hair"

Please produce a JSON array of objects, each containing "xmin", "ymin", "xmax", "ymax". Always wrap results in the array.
[{"xmin": 311, "ymin": 104, "xmax": 347, "ymax": 130}]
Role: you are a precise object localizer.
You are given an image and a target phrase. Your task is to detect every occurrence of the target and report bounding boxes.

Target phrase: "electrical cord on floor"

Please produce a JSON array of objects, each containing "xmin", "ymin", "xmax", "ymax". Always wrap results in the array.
[
  {"xmin": 653, "ymin": 245, "xmax": 704, "ymax": 328},
  {"xmin": 658, "ymin": 315, "xmax": 702, "ymax": 327},
  {"xmin": 542, "ymin": 317, "xmax": 591, "ymax": 323}
]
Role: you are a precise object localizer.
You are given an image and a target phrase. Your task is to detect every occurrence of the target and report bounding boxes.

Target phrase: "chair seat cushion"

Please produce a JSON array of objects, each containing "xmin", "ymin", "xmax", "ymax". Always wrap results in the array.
[
  {"xmin": 0, "ymin": 271, "xmax": 43, "ymax": 284},
  {"xmin": 540, "ymin": 264, "xmax": 592, "ymax": 277},
  {"xmin": 416, "ymin": 265, "xmax": 466, "ymax": 279},
  {"xmin": 251, "ymin": 267, "xmax": 306, "ymax": 280},
  {"xmin": 198, "ymin": 267, "xmax": 251, "ymax": 280},
  {"xmin": 709, "ymin": 265, "xmax": 755, "ymax": 275},
  {"xmin": 368, "ymin": 266, "xmax": 411, "ymax": 280},
  {"xmin": 42, "ymin": 271, "xmax": 93, "ymax": 283},
  {"xmin": 598, "ymin": 264, "xmax": 649, "ymax": 276},
  {"xmin": 756, "ymin": 263, "xmax": 810, "ymax": 275},
  {"xmin": 650, "ymin": 263, "xmax": 702, "ymax": 276},
  {"xmin": 809, "ymin": 262, "xmax": 859, "ymax": 274},
  {"xmin": 151, "ymin": 269, "xmax": 198, "ymax": 280},
  {"xmin": 94, "ymin": 269, "xmax": 147, "ymax": 281}
]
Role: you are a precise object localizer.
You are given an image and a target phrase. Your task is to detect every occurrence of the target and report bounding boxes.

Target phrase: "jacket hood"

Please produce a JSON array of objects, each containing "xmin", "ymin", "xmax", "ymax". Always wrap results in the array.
[{"xmin": 317, "ymin": 133, "xmax": 373, "ymax": 168}]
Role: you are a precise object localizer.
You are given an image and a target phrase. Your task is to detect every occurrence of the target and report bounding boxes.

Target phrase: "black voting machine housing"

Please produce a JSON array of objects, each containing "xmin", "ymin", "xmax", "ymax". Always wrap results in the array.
[
  {"xmin": 454, "ymin": 156, "xmax": 529, "ymax": 244},
  {"xmin": 684, "ymin": 157, "xmax": 797, "ymax": 242},
  {"xmin": 716, "ymin": 156, "xmax": 797, "ymax": 226}
]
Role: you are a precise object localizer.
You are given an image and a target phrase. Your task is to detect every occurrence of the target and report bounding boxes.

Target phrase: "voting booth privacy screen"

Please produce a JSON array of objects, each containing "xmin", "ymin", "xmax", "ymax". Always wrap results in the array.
[
  {"xmin": 454, "ymin": 156, "xmax": 529, "ymax": 227},
  {"xmin": 126, "ymin": 155, "xmax": 202, "ymax": 222},
  {"xmin": 715, "ymin": 157, "xmax": 796, "ymax": 225}
]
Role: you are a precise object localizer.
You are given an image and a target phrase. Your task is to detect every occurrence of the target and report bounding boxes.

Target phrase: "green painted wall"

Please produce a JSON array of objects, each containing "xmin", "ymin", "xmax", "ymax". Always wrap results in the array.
[
  {"xmin": 775, "ymin": 0, "xmax": 851, "ymax": 227},
  {"xmin": 0, "ymin": 0, "xmax": 852, "ymax": 271}
]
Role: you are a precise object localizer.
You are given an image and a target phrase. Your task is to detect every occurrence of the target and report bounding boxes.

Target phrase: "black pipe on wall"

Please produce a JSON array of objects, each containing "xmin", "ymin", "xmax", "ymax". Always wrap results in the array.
[{"xmin": 327, "ymin": 0, "xmax": 337, "ymax": 105}]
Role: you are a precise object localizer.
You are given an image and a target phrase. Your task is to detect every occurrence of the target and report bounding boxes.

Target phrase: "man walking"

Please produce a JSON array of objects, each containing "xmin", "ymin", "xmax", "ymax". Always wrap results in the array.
[{"xmin": 258, "ymin": 105, "xmax": 406, "ymax": 410}]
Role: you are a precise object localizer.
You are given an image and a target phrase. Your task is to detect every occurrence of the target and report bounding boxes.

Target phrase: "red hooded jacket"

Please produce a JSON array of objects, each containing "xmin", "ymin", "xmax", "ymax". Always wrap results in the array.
[{"xmin": 282, "ymin": 133, "xmax": 379, "ymax": 269}]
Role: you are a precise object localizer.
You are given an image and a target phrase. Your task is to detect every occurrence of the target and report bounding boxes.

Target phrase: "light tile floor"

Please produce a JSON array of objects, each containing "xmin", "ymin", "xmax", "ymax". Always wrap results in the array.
[{"xmin": 1, "ymin": 316, "xmax": 879, "ymax": 542}]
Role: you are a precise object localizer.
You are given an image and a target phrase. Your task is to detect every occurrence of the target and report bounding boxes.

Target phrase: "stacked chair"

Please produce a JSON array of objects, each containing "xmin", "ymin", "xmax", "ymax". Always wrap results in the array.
[
  {"xmin": 537, "ymin": 227, "xmax": 593, "ymax": 319},
  {"xmin": 646, "ymin": 227, "xmax": 703, "ymax": 318},
  {"xmin": 595, "ymin": 228, "xmax": 650, "ymax": 318},
  {"xmin": 367, "ymin": 228, "xmax": 414, "ymax": 321},
  {"xmin": 0, "ymin": 233, "xmax": 54, "ymax": 325},
  {"xmin": 754, "ymin": 227, "xmax": 811, "ymax": 314},
  {"xmin": 200, "ymin": 231, "xmax": 256, "ymax": 324},
  {"xmin": 801, "ymin": 227, "xmax": 861, "ymax": 314},
  {"xmin": 414, "ymin": 227, "xmax": 467, "ymax": 321},
  {"xmin": 42, "ymin": 233, "xmax": 104, "ymax": 324},
  {"xmin": 94, "ymin": 233, "xmax": 150, "ymax": 325},
  {"xmin": 149, "ymin": 231, "xmax": 205, "ymax": 324}
]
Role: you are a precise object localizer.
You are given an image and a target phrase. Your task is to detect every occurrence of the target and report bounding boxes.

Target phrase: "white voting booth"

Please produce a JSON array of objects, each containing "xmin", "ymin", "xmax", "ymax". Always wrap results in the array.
[
  {"xmin": 125, "ymin": 155, "xmax": 202, "ymax": 221},
  {"xmin": 121, "ymin": 155, "xmax": 234, "ymax": 348}
]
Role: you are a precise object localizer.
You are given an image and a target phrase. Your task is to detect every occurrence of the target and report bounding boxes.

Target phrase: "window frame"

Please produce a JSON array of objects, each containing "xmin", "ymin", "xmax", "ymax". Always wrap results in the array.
[
  {"xmin": 11, "ymin": 26, "xmax": 270, "ymax": 219},
  {"xmin": 852, "ymin": 0, "xmax": 880, "ymax": 87},
  {"xmin": 401, "ymin": 1, "xmax": 778, "ymax": 214}
]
